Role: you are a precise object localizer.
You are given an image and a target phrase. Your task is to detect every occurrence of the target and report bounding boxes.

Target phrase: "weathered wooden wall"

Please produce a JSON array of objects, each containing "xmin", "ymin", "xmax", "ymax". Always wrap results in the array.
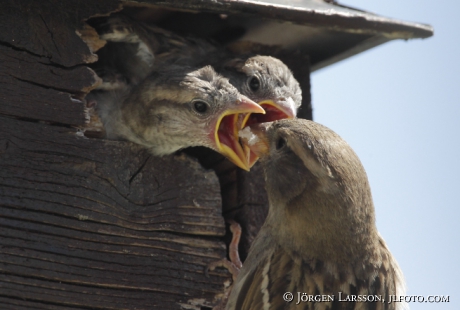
[
  {"xmin": 0, "ymin": 0, "xmax": 311, "ymax": 309},
  {"xmin": 0, "ymin": 1, "xmax": 231, "ymax": 309},
  {"xmin": 0, "ymin": 118, "xmax": 229, "ymax": 309}
]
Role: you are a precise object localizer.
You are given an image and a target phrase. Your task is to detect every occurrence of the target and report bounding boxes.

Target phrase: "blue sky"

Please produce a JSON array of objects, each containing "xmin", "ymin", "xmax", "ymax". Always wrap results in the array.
[{"xmin": 312, "ymin": 1, "xmax": 459, "ymax": 309}]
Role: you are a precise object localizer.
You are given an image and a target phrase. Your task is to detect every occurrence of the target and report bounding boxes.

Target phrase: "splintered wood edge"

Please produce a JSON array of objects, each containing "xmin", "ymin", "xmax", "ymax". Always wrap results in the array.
[
  {"xmin": 82, "ymin": 67, "xmax": 104, "ymax": 133},
  {"xmin": 76, "ymin": 3, "xmax": 124, "ymax": 133},
  {"xmin": 76, "ymin": 1, "xmax": 124, "ymax": 55},
  {"xmin": 76, "ymin": 23, "xmax": 107, "ymax": 54}
]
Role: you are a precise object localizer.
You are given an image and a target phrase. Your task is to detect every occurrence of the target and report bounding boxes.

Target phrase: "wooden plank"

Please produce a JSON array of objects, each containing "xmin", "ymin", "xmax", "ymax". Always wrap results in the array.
[
  {"xmin": 0, "ymin": 45, "xmax": 97, "ymax": 125},
  {"xmin": 0, "ymin": 117, "xmax": 229, "ymax": 309},
  {"xmin": 0, "ymin": 0, "xmax": 120, "ymax": 125},
  {"xmin": 0, "ymin": 0, "xmax": 116, "ymax": 126},
  {"xmin": 0, "ymin": 45, "xmax": 99, "ymax": 94},
  {"xmin": 0, "ymin": 1, "xmax": 313, "ymax": 308},
  {"xmin": 0, "ymin": 0, "xmax": 122, "ymax": 67}
]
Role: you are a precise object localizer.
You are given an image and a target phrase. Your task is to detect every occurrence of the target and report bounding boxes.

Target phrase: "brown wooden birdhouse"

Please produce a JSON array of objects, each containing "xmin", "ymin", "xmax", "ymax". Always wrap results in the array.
[{"xmin": 0, "ymin": 0, "xmax": 432, "ymax": 309}]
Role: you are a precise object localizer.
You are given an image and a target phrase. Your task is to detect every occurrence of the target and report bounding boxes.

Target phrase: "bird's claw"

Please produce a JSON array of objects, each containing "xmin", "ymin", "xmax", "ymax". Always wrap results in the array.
[
  {"xmin": 205, "ymin": 218, "xmax": 243, "ymax": 285},
  {"xmin": 205, "ymin": 258, "xmax": 240, "ymax": 281},
  {"xmin": 227, "ymin": 219, "xmax": 243, "ymax": 270}
]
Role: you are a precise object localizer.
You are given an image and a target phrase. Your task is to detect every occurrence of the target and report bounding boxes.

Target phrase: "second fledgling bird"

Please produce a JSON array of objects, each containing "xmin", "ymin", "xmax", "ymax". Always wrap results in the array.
[
  {"xmin": 220, "ymin": 55, "xmax": 302, "ymax": 167},
  {"xmin": 229, "ymin": 119, "xmax": 406, "ymax": 310}
]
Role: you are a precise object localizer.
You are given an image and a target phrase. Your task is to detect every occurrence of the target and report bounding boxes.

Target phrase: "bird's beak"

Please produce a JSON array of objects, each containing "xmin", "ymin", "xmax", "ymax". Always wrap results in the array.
[
  {"xmin": 239, "ymin": 123, "xmax": 270, "ymax": 158},
  {"xmin": 214, "ymin": 97, "xmax": 265, "ymax": 171},
  {"xmin": 240, "ymin": 98, "xmax": 296, "ymax": 167}
]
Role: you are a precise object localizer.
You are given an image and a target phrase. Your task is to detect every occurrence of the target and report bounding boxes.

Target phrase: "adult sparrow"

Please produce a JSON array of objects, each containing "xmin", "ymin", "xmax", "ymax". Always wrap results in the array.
[{"xmin": 229, "ymin": 119, "xmax": 406, "ymax": 309}]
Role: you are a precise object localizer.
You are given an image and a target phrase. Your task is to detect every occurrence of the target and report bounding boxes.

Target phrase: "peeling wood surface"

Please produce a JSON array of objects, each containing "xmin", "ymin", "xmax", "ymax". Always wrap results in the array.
[{"xmin": 0, "ymin": 0, "xmax": 122, "ymax": 67}]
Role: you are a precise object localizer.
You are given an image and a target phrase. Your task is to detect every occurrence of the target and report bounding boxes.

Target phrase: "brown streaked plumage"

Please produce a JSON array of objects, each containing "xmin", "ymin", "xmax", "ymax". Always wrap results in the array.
[{"xmin": 229, "ymin": 119, "xmax": 406, "ymax": 310}]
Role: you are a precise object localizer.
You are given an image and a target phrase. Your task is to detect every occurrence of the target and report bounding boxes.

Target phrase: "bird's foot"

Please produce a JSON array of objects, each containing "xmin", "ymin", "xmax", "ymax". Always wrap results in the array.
[
  {"xmin": 205, "ymin": 219, "xmax": 243, "ymax": 309},
  {"xmin": 227, "ymin": 219, "xmax": 243, "ymax": 271},
  {"xmin": 205, "ymin": 219, "xmax": 242, "ymax": 279},
  {"xmin": 206, "ymin": 258, "xmax": 240, "ymax": 282}
]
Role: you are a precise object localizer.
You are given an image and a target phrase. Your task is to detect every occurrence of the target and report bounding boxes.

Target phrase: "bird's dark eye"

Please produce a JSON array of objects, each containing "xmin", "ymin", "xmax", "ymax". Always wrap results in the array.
[
  {"xmin": 248, "ymin": 76, "xmax": 260, "ymax": 92},
  {"xmin": 193, "ymin": 100, "xmax": 209, "ymax": 114},
  {"xmin": 276, "ymin": 137, "xmax": 286, "ymax": 150}
]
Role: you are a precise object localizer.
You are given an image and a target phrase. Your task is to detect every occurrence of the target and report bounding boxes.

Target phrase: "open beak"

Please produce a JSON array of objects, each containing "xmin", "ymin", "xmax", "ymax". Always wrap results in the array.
[
  {"xmin": 213, "ymin": 97, "xmax": 265, "ymax": 171},
  {"xmin": 240, "ymin": 98, "xmax": 296, "ymax": 168}
]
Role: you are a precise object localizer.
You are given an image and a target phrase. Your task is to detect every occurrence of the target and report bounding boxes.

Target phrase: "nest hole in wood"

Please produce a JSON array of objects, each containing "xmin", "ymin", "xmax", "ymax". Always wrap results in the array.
[
  {"xmin": 81, "ymin": 2, "xmax": 310, "ymax": 267},
  {"xmin": 79, "ymin": 6, "xmax": 309, "ymax": 260}
]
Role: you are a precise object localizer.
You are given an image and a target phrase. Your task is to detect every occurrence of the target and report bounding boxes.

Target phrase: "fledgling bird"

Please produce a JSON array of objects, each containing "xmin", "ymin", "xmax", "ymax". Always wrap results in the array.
[
  {"xmin": 219, "ymin": 55, "xmax": 301, "ymax": 122},
  {"xmin": 90, "ymin": 65, "xmax": 265, "ymax": 170},
  {"xmin": 219, "ymin": 55, "xmax": 302, "ymax": 166},
  {"xmin": 229, "ymin": 119, "xmax": 406, "ymax": 310},
  {"xmin": 87, "ymin": 13, "xmax": 302, "ymax": 167}
]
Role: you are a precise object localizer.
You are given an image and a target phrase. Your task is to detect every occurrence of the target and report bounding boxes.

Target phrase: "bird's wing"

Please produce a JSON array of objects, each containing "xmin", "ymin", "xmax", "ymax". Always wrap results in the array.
[
  {"xmin": 228, "ymin": 253, "xmax": 267, "ymax": 309},
  {"xmin": 227, "ymin": 228, "xmax": 298, "ymax": 310},
  {"xmin": 230, "ymin": 243, "xmax": 403, "ymax": 310},
  {"xmin": 232, "ymin": 245, "xmax": 310, "ymax": 310}
]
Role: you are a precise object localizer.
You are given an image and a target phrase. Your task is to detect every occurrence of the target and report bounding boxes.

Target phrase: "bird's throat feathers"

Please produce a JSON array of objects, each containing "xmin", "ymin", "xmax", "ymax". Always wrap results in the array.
[
  {"xmin": 274, "ymin": 189, "xmax": 379, "ymax": 263},
  {"xmin": 263, "ymin": 153, "xmax": 379, "ymax": 264},
  {"xmin": 261, "ymin": 120, "xmax": 380, "ymax": 263}
]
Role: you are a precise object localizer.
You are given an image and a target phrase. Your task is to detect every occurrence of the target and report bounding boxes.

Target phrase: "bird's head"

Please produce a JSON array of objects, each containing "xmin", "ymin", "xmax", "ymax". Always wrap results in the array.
[
  {"xmin": 121, "ymin": 65, "xmax": 264, "ymax": 170},
  {"xmin": 224, "ymin": 55, "xmax": 302, "ymax": 167},
  {"xmin": 240, "ymin": 119, "xmax": 377, "ymax": 260}
]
